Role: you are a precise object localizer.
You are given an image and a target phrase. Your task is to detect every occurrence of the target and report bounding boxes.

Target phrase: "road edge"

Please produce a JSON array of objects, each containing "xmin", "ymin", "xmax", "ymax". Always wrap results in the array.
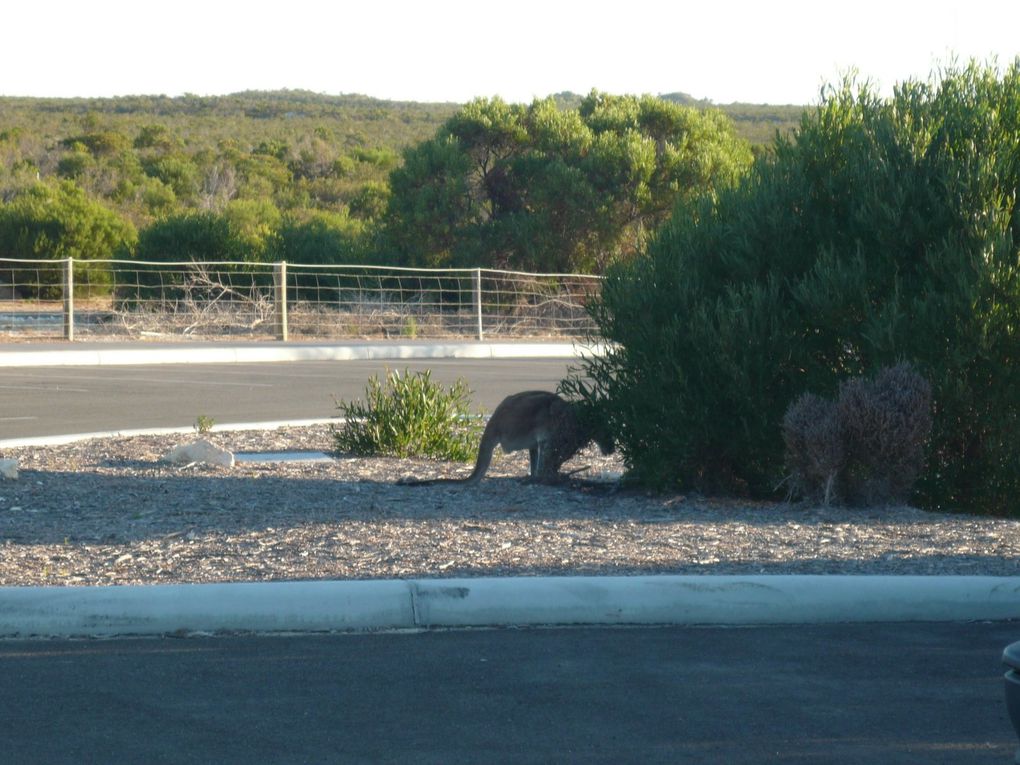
[
  {"xmin": 0, "ymin": 341, "xmax": 604, "ymax": 367},
  {"xmin": 2, "ymin": 575, "xmax": 1018, "ymax": 638}
]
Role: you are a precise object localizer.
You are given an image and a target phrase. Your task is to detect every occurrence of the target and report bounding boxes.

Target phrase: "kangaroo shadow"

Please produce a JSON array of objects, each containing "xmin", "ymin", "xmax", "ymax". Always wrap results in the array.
[{"xmin": 1, "ymin": 465, "xmax": 642, "ymax": 545}]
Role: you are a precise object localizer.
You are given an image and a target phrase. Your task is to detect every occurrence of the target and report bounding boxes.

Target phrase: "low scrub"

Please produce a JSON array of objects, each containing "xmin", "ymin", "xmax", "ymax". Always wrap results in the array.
[{"xmin": 331, "ymin": 369, "xmax": 481, "ymax": 461}]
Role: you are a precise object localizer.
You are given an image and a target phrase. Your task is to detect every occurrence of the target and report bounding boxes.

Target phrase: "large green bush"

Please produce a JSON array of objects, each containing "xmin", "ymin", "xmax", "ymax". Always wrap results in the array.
[
  {"xmin": 133, "ymin": 211, "xmax": 236, "ymax": 263},
  {"xmin": 565, "ymin": 62, "xmax": 1020, "ymax": 515},
  {"xmin": 272, "ymin": 210, "xmax": 367, "ymax": 266},
  {"xmin": 120, "ymin": 208, "xmax": 281, "ymax": 306},
  {"xmin": 0, "ymin": 181, "xmax": 137, "ymax": 298}
]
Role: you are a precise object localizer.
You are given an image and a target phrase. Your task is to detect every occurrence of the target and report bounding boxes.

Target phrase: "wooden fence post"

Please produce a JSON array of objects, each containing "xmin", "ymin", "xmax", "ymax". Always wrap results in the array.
[
  {"xmin": 473, "ymin": 268, "xmax": 483, "ymax": 341},
  {"xmin": 274, "ymin": 261, "xmax": 288, "ymax": 341},
  {"xmin": 63, "ymin": 257, "xmax": 74, "ymax": 342}
]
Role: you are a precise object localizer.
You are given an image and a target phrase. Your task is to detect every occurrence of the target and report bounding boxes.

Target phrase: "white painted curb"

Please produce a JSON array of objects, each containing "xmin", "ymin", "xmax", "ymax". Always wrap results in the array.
[
  {"xmin": 0, "ymin": 418, "xmax": 338, "ymax": 448},
  {"xmin": 2, "ymin": 575, "xmax": 1018, "ymax": 638},
  {"xmin": 0, "ymin": 341, "xmax": 606, "ymax": 368},
  {"xmin": 0, "ymin": 580, "xmax": 413, "ymax": 637},
  {"xmin": 410, "ymin": 575, "xmax": 1020, "ymax": 627}
]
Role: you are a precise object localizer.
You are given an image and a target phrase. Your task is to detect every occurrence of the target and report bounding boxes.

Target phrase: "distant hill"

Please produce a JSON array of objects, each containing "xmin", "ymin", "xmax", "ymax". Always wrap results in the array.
[
  {"xmin": 1, "ymin": 88, "xmax": 802, "ymax": 153},
  {"xmin": 648, "ymin": 92, "xmax": 806, "ymax": 144},
  {"xmin": 0, "ymin": 90, "xmax": 459, "ymax": 147},
  {"xmin": 709, "ymin": 102, "xmax": 806, "ymax": 145},
  {"xmin": 658, "ymin": 92, "xmax": 713, "ymax": 107},
  {"xmin": 553, "ymin": 90, "xmax": 804, "ymax": 145}
]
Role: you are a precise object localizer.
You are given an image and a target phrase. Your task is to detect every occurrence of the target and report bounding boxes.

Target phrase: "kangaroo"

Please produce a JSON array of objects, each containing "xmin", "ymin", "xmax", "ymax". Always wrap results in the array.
[{"xmin": 401, "ymin": 390, "xmax": 614, "ymax": 486}]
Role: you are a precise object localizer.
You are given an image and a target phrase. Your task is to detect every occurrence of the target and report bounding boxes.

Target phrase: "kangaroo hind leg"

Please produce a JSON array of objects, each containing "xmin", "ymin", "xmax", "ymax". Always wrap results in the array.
[
  {"xmin": 526, "ymin": 442, "xmax": 550, "ymax": 482},
  {"xmin": 533, "ymin": 439, "xmax": 560, "ymax": 483}
]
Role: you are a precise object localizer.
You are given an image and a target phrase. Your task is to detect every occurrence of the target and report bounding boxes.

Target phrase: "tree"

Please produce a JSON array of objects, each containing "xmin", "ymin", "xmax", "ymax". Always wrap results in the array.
[
  {"xmin": 134, "ymin": 124, "xmax": 182, "ymax": 152},
  {"xmin": 348, "ymin": 181, "xmax": 389, "ymax": 221},
  {"xmin": 382, "ymin": 93, "xmax": 751, "ymax": 272},
  {"xmin": 140, "ymin": 154, "xmax": 200, "ymax": 202},
  {"xmin": 133, "ymin": 202, "xmax": 287, "ymax": 264},
  {"xmin": 60, "ymin": 131, "xmax": 131, "ymax": 158},
  {"xmin": 0, "ymin": 180, "xmax": 137, "ymax": 297},
  {"xmin": 222, "ymin": 199, "xmax": 282, "ymax": 262},
  {"xmin": 125, "ymin": 210, "xmax": 249, "ymax": 304},
  {"xmin": 272, "ymin": 209, "xmax": 367, "ymax": 266},
  {"xmin": 384, "ymin": 136, "xmax": 473, "ymax": 267},
  {"xmin": 133, "ymin": 211, "xmax": 234, "ymax": 262}
]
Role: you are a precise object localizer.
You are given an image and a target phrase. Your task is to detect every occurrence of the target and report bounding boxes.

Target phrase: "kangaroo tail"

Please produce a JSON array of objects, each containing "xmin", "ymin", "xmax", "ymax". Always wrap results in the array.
[{"xmin": 397, "ymin": 476, "xmax": 460, "ymax": 486}]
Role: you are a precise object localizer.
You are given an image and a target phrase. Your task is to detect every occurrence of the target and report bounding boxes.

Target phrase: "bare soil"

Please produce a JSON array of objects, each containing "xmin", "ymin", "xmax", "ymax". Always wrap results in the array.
[{"xmin": 1, "ymin": 424, "xmax": 1018, "ymax": 586}]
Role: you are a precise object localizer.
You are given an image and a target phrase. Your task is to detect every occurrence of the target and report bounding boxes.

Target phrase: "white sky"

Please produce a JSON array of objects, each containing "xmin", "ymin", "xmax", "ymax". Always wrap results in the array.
[{"xmin": 3, "ymin": 0, "xmax": 1018, "ymax": 104}]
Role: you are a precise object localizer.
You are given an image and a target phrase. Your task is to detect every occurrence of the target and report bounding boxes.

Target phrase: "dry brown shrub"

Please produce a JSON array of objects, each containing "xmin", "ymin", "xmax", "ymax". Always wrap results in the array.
[
  {"xmin": 782, "ymin": 392, "xmax": 844, "ymax": 505},
  {"xmin": 837, "ymin": 362, "xmax": 933, "ymax": 505},
  {"xmin": 783, "ymin": 363, "xmax": 932, "ymax": 507}
]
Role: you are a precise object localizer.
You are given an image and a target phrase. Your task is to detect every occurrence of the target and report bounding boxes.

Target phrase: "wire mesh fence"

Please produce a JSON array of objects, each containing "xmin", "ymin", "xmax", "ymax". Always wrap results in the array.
[{"xmin": 0, "ymin": 258, "xmax": 602, "ymax": 342}]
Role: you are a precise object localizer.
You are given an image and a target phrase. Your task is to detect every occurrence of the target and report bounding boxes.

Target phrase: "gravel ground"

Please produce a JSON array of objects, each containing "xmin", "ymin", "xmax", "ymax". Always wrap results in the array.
[{"xmin": 1, "ymin": 424, "xmax": 1018, "ymax": 586}]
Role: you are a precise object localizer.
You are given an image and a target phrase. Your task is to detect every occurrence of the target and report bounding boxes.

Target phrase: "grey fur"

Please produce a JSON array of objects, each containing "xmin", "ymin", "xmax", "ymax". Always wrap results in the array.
[{"xmin": 402, "ymin": 390, "xmax": 613, "ymax": 486}]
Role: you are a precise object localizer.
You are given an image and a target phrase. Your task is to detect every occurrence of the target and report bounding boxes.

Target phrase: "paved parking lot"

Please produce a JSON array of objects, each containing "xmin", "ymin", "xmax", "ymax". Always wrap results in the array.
[
  {"xmin": 0, "ymin": 356, "xmax": 574, "ymax": 439},
  {"xmin": 3, "ymin": 621, "xmax": 1017, "ymax": 764}
]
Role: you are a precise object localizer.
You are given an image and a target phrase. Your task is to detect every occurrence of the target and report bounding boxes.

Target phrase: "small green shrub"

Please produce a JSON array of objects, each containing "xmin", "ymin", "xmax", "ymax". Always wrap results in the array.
[
  {"xmin": 783, "ymin": 363, "xmax": 932, "ymax": 506},
  {"xmin": 331, "ymin": 369, "xmax": 481, "ymax": 461},
  {"xmin": 194, "ymin": 415, "xmax": 216, "ymax": 435}
]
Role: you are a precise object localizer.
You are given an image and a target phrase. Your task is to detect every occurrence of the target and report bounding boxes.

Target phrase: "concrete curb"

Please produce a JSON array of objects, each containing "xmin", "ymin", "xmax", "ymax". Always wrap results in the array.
[
  {"xmin": 0, "ymin": 418, "xmax": 339, "ymax": 449},
  {"xmin": 0, "ymin": 341, "xmax": 604, "ymax": 368},
  {"xmin": 2, "ymin": 575, "xmax": 1018, "ymax": 638}
]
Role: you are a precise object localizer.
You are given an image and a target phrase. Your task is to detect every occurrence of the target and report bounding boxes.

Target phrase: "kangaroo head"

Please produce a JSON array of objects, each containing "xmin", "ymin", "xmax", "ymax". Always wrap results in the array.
[{"xmin": 569, "ymin": 399, "xmax": 615, "ymax": 456}]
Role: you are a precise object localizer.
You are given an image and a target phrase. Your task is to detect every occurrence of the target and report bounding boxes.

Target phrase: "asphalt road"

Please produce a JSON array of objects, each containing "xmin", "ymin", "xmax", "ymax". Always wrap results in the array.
[
  {"xmin": 2, "ymin": 621, "xmax": 1017, "ymax": 764},
  {"xmin": 3, "ymin": 349, "xmax": 1018, "ymax": 764},
  {"xmin": 0, "ymin": 358, "xmax": 578, "ymax": 439}
]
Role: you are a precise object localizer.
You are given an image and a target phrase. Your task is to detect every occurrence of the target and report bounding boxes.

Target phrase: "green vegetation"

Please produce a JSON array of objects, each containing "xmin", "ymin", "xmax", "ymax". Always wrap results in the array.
[
  {"xmin": 659, "ymin": 93, "xmax": 806, "ymax": 148},
  {"xmin": 0, "ymin": 180, "xmax": 137, "ymax": 297},
  {"xmin": 1, "ymin": 89, "xmax": 788, "ymax": 276},
  {"xmin": 564, "ymin": 62, "xmax": 1020, "ymax": 516},
  {"xmin": 331, "ymin": 369, "xmax": 482, "ymax": 461},
  {"xmin": 194, "ymin": 415, "xmax": 216, "ymax": 435},
  {"xmin": 1, "ymin": 91, "xmax": 446, "ymax": 288},
  {"xmin": 383, "ymin": 93, "xmax": 752, "ymax": 272},
  {"xmin": 0, "ymin": 91, "xmax": 454, "ymax": 228}
]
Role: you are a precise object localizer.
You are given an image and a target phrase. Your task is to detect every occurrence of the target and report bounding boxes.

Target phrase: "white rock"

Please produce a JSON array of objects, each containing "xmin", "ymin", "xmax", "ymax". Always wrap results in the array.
[
  {"xmin": 165, "ymin": 439, "xmax": 235, "ymax": 469},
  {"xmin": 0, "ymin": 459, "xmax": 18, "ymax": 480}
]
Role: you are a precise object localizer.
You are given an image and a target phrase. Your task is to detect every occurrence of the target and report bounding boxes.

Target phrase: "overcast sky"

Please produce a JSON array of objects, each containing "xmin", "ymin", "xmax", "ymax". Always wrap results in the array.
[{"xmin": 4, "ymin": 0, "xmax": 1018, "ymax": 104}]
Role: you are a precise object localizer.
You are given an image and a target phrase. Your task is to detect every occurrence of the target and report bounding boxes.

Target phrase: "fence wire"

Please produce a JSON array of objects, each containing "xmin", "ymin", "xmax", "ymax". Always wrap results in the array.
[{"xmin": 0, "ymin": 258, "xmax": 602, "ymax": 341}]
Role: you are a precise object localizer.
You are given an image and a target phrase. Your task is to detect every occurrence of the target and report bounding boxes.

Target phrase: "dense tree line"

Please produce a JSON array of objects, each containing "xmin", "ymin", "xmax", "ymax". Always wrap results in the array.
[
  {"xmin": 0, "ymin": 90, "xmax": 445, "ymax": 229},
  {"xmin": 0, "ymin": 89, "xmax": 768, "ymax": 274}
]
